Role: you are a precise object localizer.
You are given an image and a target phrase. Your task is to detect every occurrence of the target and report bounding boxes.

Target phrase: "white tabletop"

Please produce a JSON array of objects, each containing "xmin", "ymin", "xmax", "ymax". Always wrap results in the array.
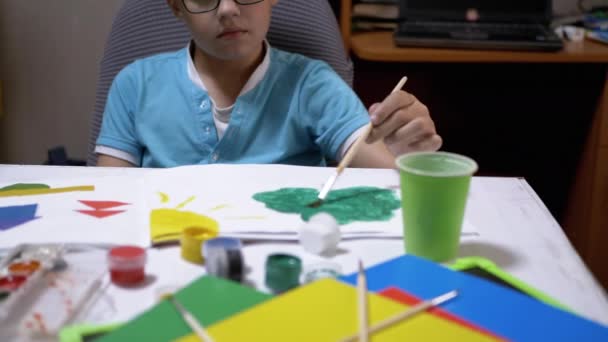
[{"xmin": 1, "ymin": 165, "xmax": 607, "ymax": 326}]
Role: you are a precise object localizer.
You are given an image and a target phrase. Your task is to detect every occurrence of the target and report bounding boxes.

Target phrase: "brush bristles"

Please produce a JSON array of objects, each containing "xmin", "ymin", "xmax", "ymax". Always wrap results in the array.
[{"xmin": 308, "ymin": 199, "xmax": 323, "ymax": 208}]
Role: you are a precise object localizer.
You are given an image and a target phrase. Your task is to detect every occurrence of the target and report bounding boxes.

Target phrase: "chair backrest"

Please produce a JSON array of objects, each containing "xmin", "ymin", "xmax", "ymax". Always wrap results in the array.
[{"xmin": 87, "ymin": 0, "xmax": 352, "ymax": 166}]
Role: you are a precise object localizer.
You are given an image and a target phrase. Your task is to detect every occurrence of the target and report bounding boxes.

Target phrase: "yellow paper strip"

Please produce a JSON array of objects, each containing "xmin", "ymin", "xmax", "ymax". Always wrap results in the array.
[{"xmin": 0, "ymin": 185, "xmax": 95, "ymax": 198}]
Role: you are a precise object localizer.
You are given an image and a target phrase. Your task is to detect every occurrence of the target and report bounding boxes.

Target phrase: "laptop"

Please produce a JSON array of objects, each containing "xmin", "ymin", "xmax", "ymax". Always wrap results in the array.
[{"xmin": 394, "ymin": 0, "xmax": 563, "ymax": 51}]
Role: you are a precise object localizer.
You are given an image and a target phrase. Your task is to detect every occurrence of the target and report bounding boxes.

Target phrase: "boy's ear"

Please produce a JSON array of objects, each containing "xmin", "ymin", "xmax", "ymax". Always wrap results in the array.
[{"xmin": 166, "ymin": 0, "xmax": 184, "ymax": 17}]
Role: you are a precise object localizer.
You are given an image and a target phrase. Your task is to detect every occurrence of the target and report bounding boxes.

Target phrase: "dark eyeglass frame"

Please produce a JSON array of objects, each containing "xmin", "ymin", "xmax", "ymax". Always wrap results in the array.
[{"xmin": 181, "ymin": 0, "xmax": 265, "ymax": 14}]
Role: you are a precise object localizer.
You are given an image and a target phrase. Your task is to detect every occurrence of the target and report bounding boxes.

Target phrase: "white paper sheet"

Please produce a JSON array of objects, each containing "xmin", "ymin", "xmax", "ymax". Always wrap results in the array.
[
  {"xmin": 143, "ymin": 164, "xmax": 478, "ymax": 239},
  {"xmin": 0, "ymin": 164, "xmax": 478, "ymax": 246},
  {"xmin": 0, "ymin": 176, "xmax": 148, "ymax": 248}
]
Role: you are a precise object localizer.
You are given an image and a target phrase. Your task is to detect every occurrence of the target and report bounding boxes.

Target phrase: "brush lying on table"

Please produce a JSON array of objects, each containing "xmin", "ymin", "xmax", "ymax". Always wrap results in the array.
[
  {"xmin": 357, "ymin": 260, "xmax": 369, "ymax": 342},
  {"xmin": 165, "ymin": 294, "xmax": 214, "ymax": 342},
  {"xmin": 308, "ymin": 76, "xmax": 408, "ymax": 208},
  {"xmin": 339, "ymin": 289, "xmax": 459, "ymax": 342}
]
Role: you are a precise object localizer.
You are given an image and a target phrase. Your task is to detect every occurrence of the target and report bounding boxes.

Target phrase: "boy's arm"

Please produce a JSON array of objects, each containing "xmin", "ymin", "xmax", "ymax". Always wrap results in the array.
[
  {"xmin": 366, "ymin": 91, "xmax": 442, "ymax": 157},
  {"xmin": 340, "ymin": 90, "xmax": 442, "ymax": 169},
  {"xmin": 300, "ymin": 61, "xmax": 440, "ymax": 168},
  {"xmin": 95, "ymin": 62, "xmax": 144, "ymax": 167},
  {"xmin": 97, "ymin": 154, "xmax": 137, "ymax": 167},
  {"xmin": 349, "ymin": 140, "xmax": 396, "ymax": 169}
]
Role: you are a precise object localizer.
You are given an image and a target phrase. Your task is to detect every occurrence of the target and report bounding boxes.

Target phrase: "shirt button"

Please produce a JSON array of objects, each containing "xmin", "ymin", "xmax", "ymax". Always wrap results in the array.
[
  {"xmin": 212, "ymin": 153, "xmax": 219, "ymax": 161},
  {"xmin": 200, "ymin": 100, "xmax": 209, "ymax": 110},
  {"xmin": 205, "ymin": 126, "xmax": 211, "ymax": 133}
]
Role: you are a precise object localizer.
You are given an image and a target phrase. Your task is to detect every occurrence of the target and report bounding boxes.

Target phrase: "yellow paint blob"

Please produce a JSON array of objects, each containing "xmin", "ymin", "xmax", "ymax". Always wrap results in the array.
[{"xmin": 150, "ymin": 208, "xmax": 219, "ymax": 244}]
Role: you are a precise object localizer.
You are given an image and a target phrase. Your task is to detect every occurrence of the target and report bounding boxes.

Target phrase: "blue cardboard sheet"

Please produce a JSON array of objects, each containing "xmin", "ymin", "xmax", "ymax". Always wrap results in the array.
[{"xmin": 341, "ymin": 255, "xmax": 608, "ymax": 341}]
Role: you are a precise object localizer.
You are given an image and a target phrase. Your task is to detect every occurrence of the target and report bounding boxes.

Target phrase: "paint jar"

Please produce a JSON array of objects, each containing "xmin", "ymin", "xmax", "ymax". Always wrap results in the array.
[
  {"xmin": 108, "ymin": 246, "xmax": 147, "ymax": 286},
  {"xmin": 203, "ymin": 237, "xmax": 244, "ymax": 282},
  {"xmin": 181, "ymin": 226, "xmax": 218, "ymax": 264},
  {"xmin": 265, "ymin": 253, "xmax": 302, "ymax": 294},
  {"xmin": 302, "ymin": 261, "xmax": 342, "ymax": 284}
]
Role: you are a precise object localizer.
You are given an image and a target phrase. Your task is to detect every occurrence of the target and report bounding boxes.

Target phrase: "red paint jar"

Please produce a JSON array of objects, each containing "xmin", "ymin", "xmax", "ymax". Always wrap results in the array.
[{"xmin": 108, "ymin": 246, "xmax": 147, "ymax": 286}]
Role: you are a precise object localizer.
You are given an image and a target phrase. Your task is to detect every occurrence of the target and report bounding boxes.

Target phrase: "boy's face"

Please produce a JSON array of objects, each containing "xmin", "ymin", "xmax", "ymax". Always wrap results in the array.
[{"xmin": 167, "ymin": 0, "xmax": 277, "ymax": 61}]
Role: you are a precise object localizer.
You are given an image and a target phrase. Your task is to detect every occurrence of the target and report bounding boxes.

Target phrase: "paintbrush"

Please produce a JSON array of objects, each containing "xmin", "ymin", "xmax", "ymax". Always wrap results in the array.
[
  {"xmin": 339, "ymin": 289, "xmax": 458, "ymax": 342},
  {"xmin": 308, "ymin": 76, "xmax": 408, "ymax": 208},
  {"xmin": 166, "ymin": 294, "xmax": 214, "ymax": 342},
  {"xmin": 357, "ymin": 259, "xmax": 369, "ymax": 342}
]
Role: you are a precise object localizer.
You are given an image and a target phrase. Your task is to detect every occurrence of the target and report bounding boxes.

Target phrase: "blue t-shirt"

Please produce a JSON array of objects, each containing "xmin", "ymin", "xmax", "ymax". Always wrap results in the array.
[{"xmin": 96, "ymin": 46, "xmax": 369, "ymax": 167}]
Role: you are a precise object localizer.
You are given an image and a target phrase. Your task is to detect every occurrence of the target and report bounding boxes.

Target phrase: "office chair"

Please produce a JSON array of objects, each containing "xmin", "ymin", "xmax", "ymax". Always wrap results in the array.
[{"xmin": 87, "ymin": 0, "xmax": 353, "ymax": 166}]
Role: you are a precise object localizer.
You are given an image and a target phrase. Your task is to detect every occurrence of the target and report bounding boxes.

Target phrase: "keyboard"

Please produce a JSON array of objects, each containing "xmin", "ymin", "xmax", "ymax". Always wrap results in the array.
[
  {"xmin": 398, "ymin": 21, "xmax": 550, "ymax": 41},
  {"xmin": 394, "ymin": 19, "xmax": 563, "ymax": 51}
]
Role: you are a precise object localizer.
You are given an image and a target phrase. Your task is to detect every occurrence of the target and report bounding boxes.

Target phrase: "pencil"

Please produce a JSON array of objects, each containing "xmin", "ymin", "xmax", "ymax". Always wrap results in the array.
[
  {"xmin": 167, "ymin": 294, "xmax": 214, "ymax": 342},
  {"xmin": 309, "ymin": 76, "xmax": 408, "ymax": 208},
  {"xmin": 339, "ymin": 289, "xmax": 458, "ymax": 342},
  {"xmin": 357, "ymin": 259, "xmax": 369, "ymax": 342}
]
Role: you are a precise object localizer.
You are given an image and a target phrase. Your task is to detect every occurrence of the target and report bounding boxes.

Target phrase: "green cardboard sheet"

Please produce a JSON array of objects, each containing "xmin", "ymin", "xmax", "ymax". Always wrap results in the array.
[{"xmin": 98, "ymin": 276, "xmax": 271, "ymax": 342}]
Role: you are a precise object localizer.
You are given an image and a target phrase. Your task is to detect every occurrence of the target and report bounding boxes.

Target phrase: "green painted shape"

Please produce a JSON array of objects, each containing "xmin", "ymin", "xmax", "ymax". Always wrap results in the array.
[
  {"xmin": 252, "ymin": 187, "xmax": 400, "ymax": 224},
  {"xmin": 98, "ymin": 276, "xmax": 271, "ymax": 342},
  {"xmin": 0, "ymin": 183, "xmax": 50, "ymax": 192}
]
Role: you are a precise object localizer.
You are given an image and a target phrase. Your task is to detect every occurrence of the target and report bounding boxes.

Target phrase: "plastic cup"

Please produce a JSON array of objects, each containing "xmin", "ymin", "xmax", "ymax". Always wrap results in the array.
[{"xmin": 396, "ymin": 152, "xmax": 478, "ymax": 262}]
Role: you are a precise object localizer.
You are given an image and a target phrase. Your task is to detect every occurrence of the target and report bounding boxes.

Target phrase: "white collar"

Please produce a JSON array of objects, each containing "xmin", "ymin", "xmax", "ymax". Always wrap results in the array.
[{"xmin": 186, "ymin": 40, "xmax": 271, "ymax": 96}]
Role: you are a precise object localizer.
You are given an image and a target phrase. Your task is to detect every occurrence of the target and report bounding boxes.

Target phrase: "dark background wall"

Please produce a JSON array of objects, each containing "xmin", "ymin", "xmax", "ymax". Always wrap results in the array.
[{"xmin": 352, "ymin": 60, "xmax": 603, "ymax": 224}]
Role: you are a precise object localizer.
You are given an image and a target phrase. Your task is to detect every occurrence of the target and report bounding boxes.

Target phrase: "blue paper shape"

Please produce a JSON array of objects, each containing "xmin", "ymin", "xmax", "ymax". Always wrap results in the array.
[
  {"xmin": 340, "ymin": 255, "xmax": 608, "ymax": 341},
  {"xmin": 0, "ymin": 204, "xmax": 38, "ymax": 231}
]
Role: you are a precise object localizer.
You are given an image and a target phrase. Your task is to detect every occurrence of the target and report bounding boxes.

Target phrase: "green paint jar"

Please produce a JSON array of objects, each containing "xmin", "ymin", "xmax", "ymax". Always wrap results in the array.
[{"xmin": 265, "ymin": 254, "xmax": 302, "ymax": 294}]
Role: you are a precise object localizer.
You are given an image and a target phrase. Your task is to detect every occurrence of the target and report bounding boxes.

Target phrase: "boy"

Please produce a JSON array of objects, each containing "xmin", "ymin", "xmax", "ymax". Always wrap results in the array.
[{"xmin": 96, "ymin": 0, "xmax": 441, "ymax": 168}]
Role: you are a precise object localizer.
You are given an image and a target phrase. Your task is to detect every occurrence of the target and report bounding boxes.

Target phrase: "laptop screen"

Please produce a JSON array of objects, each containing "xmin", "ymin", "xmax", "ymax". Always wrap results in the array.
[{"xmin": 401, "ymin": 0, "xmax": 551, "ymax": 23}]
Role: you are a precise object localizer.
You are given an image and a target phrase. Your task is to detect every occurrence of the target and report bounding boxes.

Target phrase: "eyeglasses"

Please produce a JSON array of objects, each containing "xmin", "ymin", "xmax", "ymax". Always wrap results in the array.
[{"xmin": 182, "ymin": 0, "xmax": 265, "ymax": 14}]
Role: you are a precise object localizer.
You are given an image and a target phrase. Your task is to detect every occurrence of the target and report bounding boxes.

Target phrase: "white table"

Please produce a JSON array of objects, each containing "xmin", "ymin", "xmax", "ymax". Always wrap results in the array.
[{"xmin": 1, "ymin": 165, "xmax": 607, "ymax": 326}]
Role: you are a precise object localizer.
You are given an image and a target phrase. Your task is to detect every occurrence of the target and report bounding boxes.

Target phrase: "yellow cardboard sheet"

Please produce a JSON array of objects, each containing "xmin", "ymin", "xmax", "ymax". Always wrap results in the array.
[{"xmin": 175, "ymin": 278, "xmax": 498, "ymax": 342}]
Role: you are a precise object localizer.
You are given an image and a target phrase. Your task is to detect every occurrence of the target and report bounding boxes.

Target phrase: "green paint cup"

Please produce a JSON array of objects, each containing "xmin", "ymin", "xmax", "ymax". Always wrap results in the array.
[
  {"xmin": 265, "ymin": 253, "xmax": 302, "ymax": 294},
  {"xmin": 396, "ymin": 152, "xmax": 478, "ymax": 262}
]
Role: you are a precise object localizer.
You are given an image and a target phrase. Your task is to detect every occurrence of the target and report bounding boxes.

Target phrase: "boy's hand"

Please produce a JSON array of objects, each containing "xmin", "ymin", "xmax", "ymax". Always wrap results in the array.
[{"xmin": 366, "ymin": 90, "xmax": 442, "ymax": 157}]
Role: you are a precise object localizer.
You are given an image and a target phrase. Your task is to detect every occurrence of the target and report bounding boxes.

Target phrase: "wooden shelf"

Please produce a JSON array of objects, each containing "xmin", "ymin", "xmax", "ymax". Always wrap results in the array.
[{"xmin": 350, "ymin": 31, "xmax": 608, "ymax": 63}]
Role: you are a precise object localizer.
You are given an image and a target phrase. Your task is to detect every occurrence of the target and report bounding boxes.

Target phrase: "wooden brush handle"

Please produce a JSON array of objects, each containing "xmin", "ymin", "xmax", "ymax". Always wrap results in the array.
[{"xmin": 336, "ymin": 77, "xmax": 407, "ymax": 175}]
